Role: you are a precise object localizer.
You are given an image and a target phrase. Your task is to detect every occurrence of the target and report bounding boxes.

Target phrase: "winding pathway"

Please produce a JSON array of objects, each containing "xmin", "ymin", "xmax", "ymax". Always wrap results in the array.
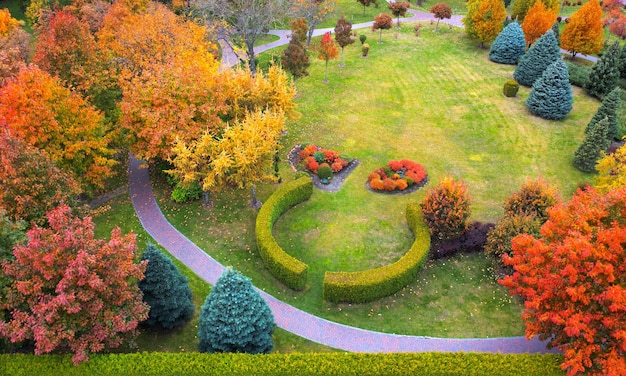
[{"xmin": 128, "ymin": 11, "xmax": 567, "ymax": 353}]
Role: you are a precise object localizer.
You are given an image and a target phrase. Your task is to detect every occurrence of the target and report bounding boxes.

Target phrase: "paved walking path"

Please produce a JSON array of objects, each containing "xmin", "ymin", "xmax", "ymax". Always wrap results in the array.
[{"xmin": 128, "ymin": 155, "xmax": 556, "ymax": 353}]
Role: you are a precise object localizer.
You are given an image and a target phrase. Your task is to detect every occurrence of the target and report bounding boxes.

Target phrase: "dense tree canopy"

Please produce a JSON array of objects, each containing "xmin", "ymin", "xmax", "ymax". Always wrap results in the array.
[
  {"xmin": 0, "ymin": 9, "xmax": 30, "ymax": 86},
  {"xmin": 525, "ymin": 59, "xmax": 573, "ymax": 120},
  {"xmin": 521, "ymin": 1, "xmax": 557, "ymax": 46},
  {"xmin": 489, "ymin": 22, "xmax": 526, "ymax": 64},
  {"xmin": 0, "ymin": 205, "xmax": 148, "ymax": 365},
  {"xmin": 464, "ymin": 0, "xmax": 507, "ymax": 48},
  {"xmin": 511, "ymin": 0, "xmax": 560, "ymax": 22},
  {"xmin": 560, "ymin": 0, "xmax": 604, "ymax": 58},
  {"xmin": 513, "ymin": 30, "xmax": 560, "ymax": 87},
  {"xmin": 585, "ymin": 41, "xmax": 621, "ymax": 100},
  {"xmin": 595, "ymin": 143, "xmax": 626, "ymax": 193},
  {"xmin": 500, "ymin": 186, "xmax": 626, "ymax": 375}
]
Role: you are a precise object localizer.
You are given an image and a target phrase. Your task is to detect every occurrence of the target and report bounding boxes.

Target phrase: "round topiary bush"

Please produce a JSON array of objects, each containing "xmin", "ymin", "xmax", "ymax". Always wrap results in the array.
[
  {"xmin": 503, "ymin": 79, "xmax": 519, "ymax": 97},
  {"xmin": 317, "ymin": 163, "xmax": 333, "ymax": 183}
]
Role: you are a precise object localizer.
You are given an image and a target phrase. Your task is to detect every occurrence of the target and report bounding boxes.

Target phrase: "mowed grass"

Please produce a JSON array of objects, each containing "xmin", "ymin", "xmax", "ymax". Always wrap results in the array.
[{"xmin": 148, "ymin": 25, "xmax": 600, "ymax": 339}]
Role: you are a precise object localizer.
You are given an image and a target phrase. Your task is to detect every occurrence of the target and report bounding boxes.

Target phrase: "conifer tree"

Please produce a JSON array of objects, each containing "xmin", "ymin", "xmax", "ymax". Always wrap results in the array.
[
  {"xmin": 584, "ymin": 87, "xmax": 622, "ymax": 141},
  {"xmin": 281, "ymin": 36, "xmax": 310, "ymax": 80},
  {"xmin": 585, "ymin": 41, "xmax": 621, "ymax": 99},
  {"xmin": 550, "ymin": 21, "xmax": 559, "ymax": 42},
  {"xmin": 525, "ymin": 59, "xmax": 573, "ymax": 120},
  {"xmin": 138, "ymin": 244, "xmax": 194, "ymax": 330},
  {"xmin": 489, "ymin": 22, "xmax": 526, "ymax": 64},
  {"xmin": 574, "ymin": 117, "xmax": 611, "ymax": 172},
  {"xmin": 513, "ymin": 30, "xmax": 560, "ymax": 87},
  {"xmin": 198, "ymin": 268, "xmax": 274, "ymax": 354},
  {"xmin": 620, "ymin": 43, "xmax": 626, "ymax": 79}
]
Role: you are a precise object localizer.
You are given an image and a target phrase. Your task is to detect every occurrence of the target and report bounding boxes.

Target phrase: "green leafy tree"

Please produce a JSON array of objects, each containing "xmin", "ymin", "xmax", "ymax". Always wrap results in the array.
[
  {"xmin": 513, "ymin": 29, "xmax": 560, "ymax": 87},
  {"xmin": 138, "ymin": 244, "xmax": 194, "ymax": 330},
  {"xmin": 489, "ymin": 22, "xmax": 526, "ymax": 64},
  {"xmin": 526, "ymin": 59, "xmax": 573, "ymax": 120},
  {"xmin": 585, "ymin": 41, "xmax": 621, "ymax": 99},
  {"xmin": 198, "ymin": 268, "xmax": 274, "ymax": 354},
  {"xmin": 573, "ymin": 117, "xmax": 611, "ymax": 173},
  {"xmin": 281, "ymin": 36, "xmax": 310, "ymax": 80},
  {"xmin": 0, "ymin": 211, "xmax": 25, "ymax": 352},
  {"xmin": 334, "ymin": 15, "xmax": 354, "ymax": 66},
  {"xmin": 620, "ymin": 43, "xmax": 626, "ymax": 79},
  {"xmin": 584, "ymin": 87, "xmax": 621, "ymax": 141},
  {"xmin": 485, "ymin": 214, "xmax": 541, "ymax": 259}
]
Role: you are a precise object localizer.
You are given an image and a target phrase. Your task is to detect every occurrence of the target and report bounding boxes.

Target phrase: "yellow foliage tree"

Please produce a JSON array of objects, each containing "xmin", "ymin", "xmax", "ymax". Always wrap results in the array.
[
  {"xmin": 0, "ymin": 8, "xmax": 19, "ymax": 36},
  {"xmin": 560, "ymin": 0, "xmax": 604, "ymax": 58},
  {"xmin": 511, "ymin": 0, "xmax": 560, "ymax": 22},
  {"xmin": 595, "ymin": 144, "xmax": 626, "ymax": 193},
  {"xmin": 464, "ymin": 0, "xmax": 507, "ymax": 48},
  {"xmin": 521, "ymin": 1, "xmax": 558, "ymax": 46}
]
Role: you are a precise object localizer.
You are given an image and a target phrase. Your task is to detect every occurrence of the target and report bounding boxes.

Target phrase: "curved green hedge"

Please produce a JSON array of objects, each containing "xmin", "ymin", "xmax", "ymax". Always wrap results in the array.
[
  {"xmin": 0, "ymin": 352, "xmax": 566, "ymax": 376},
  {"xmin": 322, "ymin": 201, "xmax": 430, "ymax": 303},
  {"xmin": 255, "ymin": 177, "xmax": 313, "ymax": 290}
]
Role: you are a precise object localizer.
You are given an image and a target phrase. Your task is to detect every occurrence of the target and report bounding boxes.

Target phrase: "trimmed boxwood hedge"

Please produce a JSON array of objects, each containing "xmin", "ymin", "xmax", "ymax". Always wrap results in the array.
[
  {"xmin": 322, "ymin": 201, "xmax": 431, "ymax": 303},
  {"xmin": 0, "ymin": 353, "xmax": 566, "ymax": 375},
  {"xmin": 255, "ymin": 177, "xmax": 313, "ymax": 290}
]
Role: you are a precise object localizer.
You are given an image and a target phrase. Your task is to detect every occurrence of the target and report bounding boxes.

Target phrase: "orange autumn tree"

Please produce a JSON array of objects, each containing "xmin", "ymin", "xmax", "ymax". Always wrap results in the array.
[
  {"xmin": 0, "ymin": 9, "xmax": 30, "ymax": 85},
  {"xmin": 0, "ymin": 66, "xmax": 116, "ymax": 193},
  {"xmin": 521, "ymin": 1, "xmax": 557, "ymax": 46},
  {"xmin": 317, "ymin": 31, "xmax": 339, "ymax": 82},
  {"xmin": 464, "ymin": 0, "xmax": 507, "ymax": 48},
  {"xmin": 500, "ymin": 186, "xmax": 626, "ymax": 376},
  {"xmin": 560, "ymin": 0, "xmax": 604, "ymax": 58}
]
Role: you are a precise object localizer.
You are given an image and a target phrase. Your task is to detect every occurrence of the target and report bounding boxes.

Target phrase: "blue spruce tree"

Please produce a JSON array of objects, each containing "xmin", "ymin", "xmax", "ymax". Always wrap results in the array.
[
  {"xmin": 489, "ymin": 22, "xmax": 526, "ymax": 65},
  {"xmin": 584, "ymin": 87, "xmax": 622, "ymax": 141},
  {"xmin": 513, "ymin": 30, "xmax": 560, "ymax": 87},
  {"xmin": 138, "ymin": 244, "xmax": 194, "ymax": 329},
  {"xmin": 586, "ymin": 41, "xmax": 621, "ymax": 99},
  {"xmin": 526, "ymin": 59, "xmax": 573, "ymax": 120},
  {"xmin": 198, "ymin": 268, "xmax": 274, "ymax": 354},
  {"xmin": 573, "ymin": 117, "xmax": 611, "ymax": 173}
]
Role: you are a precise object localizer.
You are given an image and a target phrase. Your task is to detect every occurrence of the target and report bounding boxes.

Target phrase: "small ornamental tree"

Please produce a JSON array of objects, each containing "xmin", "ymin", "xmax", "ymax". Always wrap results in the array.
[
  {"xmin": 573, "ymin": 117, "xmax": 611, "ymax": 173},
  {"xmin": 504, "ymin": 177, "xmax": 562, "ymax": 222},
  {"xmin": 500, "ymin": 186, "xmax": 626, "ymax": 376},
  {"xmin": 372, "ymin": 13, "xmax": 393, "ymax": 44},
  {"xmin": 317, "ymin": 31, "xmax": 339, "ymax": 82},
  {"xmin": 489, "ymin": 22, "xmax": 526, "ymax": 64},
  {"xmin": 521, "ymin": 1, "xmax": 557, "ymax": 46},
  {"xmin": 198, "ymin": 268, "xmax": 274, "ymax": 354},
  {"xmin": 585, "ymin": 41, "xmax": 621, "ymax": 100},
  {"xmin": 289, "ymin": 17, "xmax": 309, "ymax": 43},
  {"xmin": 420, "ymin": 175, "xmax": 471, "ymax": 242},
  {"xmin": 356, "ymin": 0, "xmax": 379, "ymax": 16},
  {"xmin": 526, "ymin": 59, "xmax": 573, "ymax": 120},
  {"xmin": 281, "ymin": 36, "xmax": 310, "ymax": 80},
  {"xmin": 464, "ymin": 0, "xmax": 507, "ymax": 48},
  {"xmin": 595, "ymin": 143, "xmax": 626, "ymax": 193},
  {"xmin": 430, "ymin": 3, "xmax": 452, "ymax": 32},
  {"xmin": 485, "ymin": 214, "xmax": 541, "ymax": 259},
  {"xmin": 334, "ymin": 16, "xmax": 355, "ymax": 66},
  {"xmin": 513, "ymin": 30, "xmax": 560, "ymax": 87},
  {"xmin": 584, "ymin": 87, "xmax": 621, "ymax": 141},
  {"xmin": 0, "ymin": 205, "xmax": 148, "ymax": 365},
  {"xmin": 388, "ymin": 2, "xmax": 410, "ymax": 28},
  {"xmin": 560, "ymin": 0, "xmax": 604, "ymax": 59},
  {"xmin": 138, "ymin": 244, "xmax": 194, "ymax": 330}
]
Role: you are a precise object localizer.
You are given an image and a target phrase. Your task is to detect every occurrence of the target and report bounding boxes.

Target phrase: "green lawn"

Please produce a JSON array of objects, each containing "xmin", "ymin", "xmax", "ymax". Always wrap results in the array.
[{"xmin": 142, "ymin": 24, "xmax": 600, "ymax": 342}]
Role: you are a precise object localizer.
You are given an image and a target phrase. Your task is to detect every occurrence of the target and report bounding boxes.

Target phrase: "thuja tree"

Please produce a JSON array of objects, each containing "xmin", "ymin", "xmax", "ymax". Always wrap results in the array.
[
  {"xmin": 420, "ymin": 175, "xmax": 471, "ymax": 242},
  {"xmin": 585, "ymin": 41, "xmax": 621, "ymax": 99},
  {"xmin": 504, "ymin": 177, "xmax": 561, "ymax": 222},
  {"xmin": 281, "ymin": 36, "xmax": 310, "ymax": 80},
  {"xmin": 620, "ymin": 43, "xmax": 626, "ymax": 79},
  {"xmin": 513, "ymin": 30, "xmax": 560, "ymax": 87},
  {"xmin": 489, "ymin": 22, "xmax": 526, "ymax": 64},
  {"xmin": 198, "ymin": 268, "xmax": 274, "ymax": 354},
  {"xmin": 525, "ymin": 59, "xmax": 573, "ymax": 120},
  {"xmin": 138, "ymin": 244, "xmax": 194, "ymax": 330},
  {"xmin": 573, "ymin": 117, "xmax": 611, "ymax": 173},
  {"xmin": 500, "ymin": 186, "xmax": 626, "ymax": 375},
  {"xmin": 584, "ymin": 87, "xmax": 622, "ymax": 141}
]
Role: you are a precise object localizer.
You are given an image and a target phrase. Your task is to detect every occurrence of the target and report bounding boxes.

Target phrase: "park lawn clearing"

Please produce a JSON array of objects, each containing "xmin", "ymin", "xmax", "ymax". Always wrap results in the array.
[{"xmin": 148, "ymin": 24, "xmax": 599, "ymax": 339}]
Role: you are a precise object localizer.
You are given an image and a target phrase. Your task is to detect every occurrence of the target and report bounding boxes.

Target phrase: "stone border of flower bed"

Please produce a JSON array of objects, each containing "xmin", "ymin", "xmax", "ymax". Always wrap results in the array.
[{"xmin": 287, "ymin": 145, "xmax": 360, "ymax": 193}]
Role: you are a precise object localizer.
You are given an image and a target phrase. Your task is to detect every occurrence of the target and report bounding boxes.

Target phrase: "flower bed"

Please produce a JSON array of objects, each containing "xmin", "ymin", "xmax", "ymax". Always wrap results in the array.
[
  {"xmin": 298, "ymin": 144, "xmax": 352, "ymax": 184},
  {"xmin": 367, "ymin": 160, "xmax": 427, "ymax": 192}
]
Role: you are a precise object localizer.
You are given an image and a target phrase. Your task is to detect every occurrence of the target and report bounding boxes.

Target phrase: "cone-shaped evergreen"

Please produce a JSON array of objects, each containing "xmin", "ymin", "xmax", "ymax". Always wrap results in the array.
[
  {"xmin": 573, "ymin": 117, "xmax": 611, "ymax": 173},
  {"xmin": 138, "ymin": 244, "xmax": 194, "ymax": 329},
  {"xmin": 281, "ymin": 36, "xmax": 310, "ymax": 81},
  {"xmin": 584, "ymin": 87, "xmax": 622, "ymax": 140},
  {"xmin": 620, "ymin": 43, "xmax": 626, "ymax": 79},
  {"xmin": 586, "ymin": 41, "xmax": 621, "ymax": 99},
  {"xmin": 489, "ymin": 22, "xmax": 526, "ymax": 64},
  {"xmin": 513, "ymin": 30, "xmax": 560, "ymax": 87},
  {"xmin": 198, "ymin": 268, "xmax": 274, "ymax": 354},
  {"xmin": 551, "ymin": 21, "xmax": 559, "ymax": 42},
  {"xmin": 526, "ymin": 59, "xmax": 573, "ymax": 120}
]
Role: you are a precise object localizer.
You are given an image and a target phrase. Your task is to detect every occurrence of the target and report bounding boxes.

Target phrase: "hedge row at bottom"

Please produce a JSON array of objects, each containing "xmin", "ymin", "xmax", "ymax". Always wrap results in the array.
[{"xmin": 0, "ymin": 352, "xmax": 565, "ymax": 376}]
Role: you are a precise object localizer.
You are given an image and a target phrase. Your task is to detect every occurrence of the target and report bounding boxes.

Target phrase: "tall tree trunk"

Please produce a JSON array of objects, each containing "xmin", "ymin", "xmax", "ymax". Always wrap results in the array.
[
  {"xmin": 203, "ymin": 191, "xmax": 212, "ymax": 207},
  {"xmin": 250, "ymin": 185, "xmax": 262, "ymax": 209},
  {"xmin": 246, "ymin": 40, "xmax": 257, "ymax": 75}
]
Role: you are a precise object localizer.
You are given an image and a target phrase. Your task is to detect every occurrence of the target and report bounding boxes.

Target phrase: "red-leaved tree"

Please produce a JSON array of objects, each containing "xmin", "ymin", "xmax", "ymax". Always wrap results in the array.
[
  {"xmin": 0, "ymin": 205, "xmax": 149, "ymax": 365},
  {"xmin": 500, "ymin": 186, "xmax": 626, "ymax": 376},
  {"xmin": 317, "ymin": 31, "xmax": 338, "ymax": 82},
  {"xmin": 430, "ymin": 2, "xmax": 452, "ymax": 32}
]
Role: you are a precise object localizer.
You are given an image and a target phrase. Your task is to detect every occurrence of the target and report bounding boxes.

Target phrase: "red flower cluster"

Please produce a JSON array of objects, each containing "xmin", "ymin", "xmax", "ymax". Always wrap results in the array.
[
  {"xmin": 367, "ymin": 159, "xmax": 427, "ymax": 192},
  {"xmin": 299, "ymin": 144, "xmax": 349, "ymax": 175}
]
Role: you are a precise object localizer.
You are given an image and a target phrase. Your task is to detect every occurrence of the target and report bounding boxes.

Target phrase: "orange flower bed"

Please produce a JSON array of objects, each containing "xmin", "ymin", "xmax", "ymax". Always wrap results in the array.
[
  {"xmin": 367, "ymin": 159, "xmax": 427, "ymax": 192},
  {"xmin": 298, "ymin": 144, "xmax": 350, "ymax": 176}
]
